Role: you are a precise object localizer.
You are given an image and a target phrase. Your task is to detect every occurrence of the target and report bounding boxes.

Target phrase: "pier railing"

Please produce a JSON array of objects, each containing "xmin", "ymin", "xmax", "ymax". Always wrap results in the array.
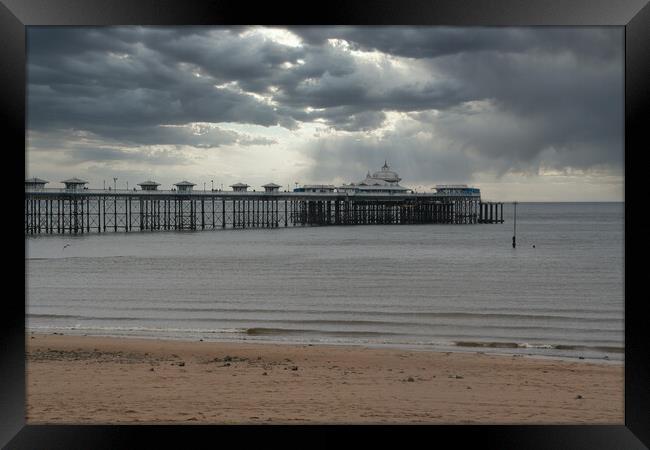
[
  {"xmin": 25, "ymin": 187, "xmax": 481, "ymax": 198},
  {"xmin": 25, "ymin": 189, "xmax": 502, "ymax": 235}
]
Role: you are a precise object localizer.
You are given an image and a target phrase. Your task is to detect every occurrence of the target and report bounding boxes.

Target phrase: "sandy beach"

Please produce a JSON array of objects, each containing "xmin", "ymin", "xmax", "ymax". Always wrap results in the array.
[{"xmin": 26, "ymin": 333, "xmax": 623, "ymax": 424}]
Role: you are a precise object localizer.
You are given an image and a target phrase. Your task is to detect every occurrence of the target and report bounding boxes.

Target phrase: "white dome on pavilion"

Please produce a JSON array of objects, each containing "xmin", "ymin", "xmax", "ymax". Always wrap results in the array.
[{"xmin": 371, "ymin": 161, "xmax": 401, "ymax": 183}]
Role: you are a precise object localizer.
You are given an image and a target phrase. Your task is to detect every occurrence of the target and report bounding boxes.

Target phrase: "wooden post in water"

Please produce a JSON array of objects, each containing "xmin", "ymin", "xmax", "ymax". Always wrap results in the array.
[{"xmin": 512, "ymin": 201, "xmax": 517, "ymax": 248}]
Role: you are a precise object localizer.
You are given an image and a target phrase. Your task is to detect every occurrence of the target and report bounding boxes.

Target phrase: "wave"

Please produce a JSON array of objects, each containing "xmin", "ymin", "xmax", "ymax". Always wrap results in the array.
[
  {"xmin": 26, "ymin": 313, "xmax": 623, "ymax": 335},
  {"xmin": 28, "ymin": 323, "xmax": 622, "ymax": 350},
  {"xmin": 453, "ymin": 341, "xmax": 624, "ymax": 354},
  {"xmin": 28, "ymin": 324, "xmax": 247, "ymax": 335},
  {"xmin": 27, "ymin": 324, "xmax": 623, "ymax": 358},
  {"xmin": 28, "ymin": 324, "xmax": 395, "ymax": 338},
  {"xmin": 27, "ymin": 310, "xmax": 623, "ymax": 324},
  {"xmin": 244, "ymin": 327, "xmax": 391, "ymax": 337},
  {"xmin": 29, "ymin": 300, "xmax": 623, "ymax": 317}
]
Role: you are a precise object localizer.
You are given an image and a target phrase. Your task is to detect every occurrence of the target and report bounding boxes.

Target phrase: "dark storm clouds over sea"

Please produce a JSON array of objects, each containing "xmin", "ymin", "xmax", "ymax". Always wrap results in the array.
[{"xmin": 27, "ymin": 27, "xmax": 623, "ymax": 184}]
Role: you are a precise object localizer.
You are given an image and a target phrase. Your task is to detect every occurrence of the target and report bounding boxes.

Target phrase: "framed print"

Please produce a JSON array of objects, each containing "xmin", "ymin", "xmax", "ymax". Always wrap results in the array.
[{"xmin": 2, "ymin": 0, "xmax": 649, "ymax": 448}]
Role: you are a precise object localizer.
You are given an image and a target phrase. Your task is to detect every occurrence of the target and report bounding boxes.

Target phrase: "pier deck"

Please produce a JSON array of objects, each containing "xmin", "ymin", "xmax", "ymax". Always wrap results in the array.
[{"xmin": 24, "ymin": 189, "xmax": 504, "ymax": 235}]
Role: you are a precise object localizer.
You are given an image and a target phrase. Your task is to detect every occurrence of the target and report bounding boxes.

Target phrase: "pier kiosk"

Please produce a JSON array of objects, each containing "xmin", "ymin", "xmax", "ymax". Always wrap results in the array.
[
  {"xmin": 262, "ymin": 183, "xmax": 281, "ymax": 193},
  {"xmin": 25, "ymin": 177, "xmax": 48, "ymax": 191},
  {"xmin": 62, "ymin": 178, "xmax": 88, "ymax": 191},
  {"xmin": 230, "ymin": 183, "xmax": 249, "ymax": 192},
  {"xmin": 174, "ymin": 181, "xmax": 195, "ymax": 193},
  {"xmin": 138, "ymin": 180, "xmax": 161, "ymax": 191}
]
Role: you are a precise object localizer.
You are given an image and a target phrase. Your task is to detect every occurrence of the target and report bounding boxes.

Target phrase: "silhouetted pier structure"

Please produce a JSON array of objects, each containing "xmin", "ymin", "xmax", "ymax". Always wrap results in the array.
[{"xmin": 25, "ymin": 188, "xmax": 504, "ymax": 235}]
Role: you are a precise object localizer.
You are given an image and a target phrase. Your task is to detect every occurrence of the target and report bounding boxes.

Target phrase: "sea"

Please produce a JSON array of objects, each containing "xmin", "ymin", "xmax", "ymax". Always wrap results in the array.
[{"xmin": 25, "ymin": 202, "xmax": 624, "ymax": 363}]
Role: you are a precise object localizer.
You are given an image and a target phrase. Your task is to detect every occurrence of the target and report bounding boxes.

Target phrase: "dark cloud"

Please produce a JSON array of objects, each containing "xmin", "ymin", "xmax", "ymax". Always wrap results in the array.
[
  {"xmin": 291, "ymin": 26, "xmax": 622, "ymax": 62},
  {"xmin": 27, "ymin": 26, "xmax": 623, "ymax": 181},
  {"xmin": 422, "ymin": 46, "xmax": 623, "ymax": 173},
  {"xmin": 62, "ymin": 147, "xmax": 189, "ymax": 165},
  {"xmin": 27, "ymin": 121, "xmax": 276, "ymax": 150}
]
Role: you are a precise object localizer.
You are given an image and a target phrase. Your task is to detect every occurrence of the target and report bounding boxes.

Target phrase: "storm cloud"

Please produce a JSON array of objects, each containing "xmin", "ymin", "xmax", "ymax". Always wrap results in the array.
[{"xmin": 26, "ymin": 26, "xmax": 623, "ymax": 199}]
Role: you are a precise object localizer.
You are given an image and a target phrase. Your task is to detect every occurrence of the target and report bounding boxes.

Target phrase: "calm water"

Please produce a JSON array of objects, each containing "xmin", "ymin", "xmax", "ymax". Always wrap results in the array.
[{"xmin": 25, "ymin": 202, "xmax": 624, "ymax": 362}]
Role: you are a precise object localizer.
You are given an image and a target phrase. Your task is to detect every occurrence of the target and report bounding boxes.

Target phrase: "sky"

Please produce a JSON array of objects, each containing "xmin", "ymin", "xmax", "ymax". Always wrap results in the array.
[{"xmin": 26, "ymin": 26, "xmax": 624, "ymax": 201}]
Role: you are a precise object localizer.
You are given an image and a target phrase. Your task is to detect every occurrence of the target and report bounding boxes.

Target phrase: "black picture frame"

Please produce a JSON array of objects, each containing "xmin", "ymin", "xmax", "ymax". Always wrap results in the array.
[{"xmin": 2, "ymin": 0, "xmax": 648, "ymax": 448}]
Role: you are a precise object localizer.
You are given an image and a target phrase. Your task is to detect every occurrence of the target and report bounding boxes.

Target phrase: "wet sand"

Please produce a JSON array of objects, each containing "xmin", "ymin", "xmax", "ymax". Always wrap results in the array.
[{"xmin": 26, "ymin": 333, "xmax": 623, "ymax": 424}]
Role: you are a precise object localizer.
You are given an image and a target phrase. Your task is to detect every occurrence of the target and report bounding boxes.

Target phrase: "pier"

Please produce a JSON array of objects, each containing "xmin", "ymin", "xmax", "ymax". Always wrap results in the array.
[{"xmin": 24, "ymin": 189, "xmax": 504, "ymax": 235}]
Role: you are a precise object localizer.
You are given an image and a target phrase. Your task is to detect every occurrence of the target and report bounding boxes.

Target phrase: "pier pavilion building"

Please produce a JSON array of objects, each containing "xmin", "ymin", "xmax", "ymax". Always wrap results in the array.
[
  {"xmin": 230, "ymin": 183, "xmax": 249, "ymax": 192},
  {"xmin": 337, "ymin": 161, "xmax": 410, "ymax": 194},
  {"xmin": 174, "ymin": 181, "xmax": 195, "ymax": 193},
  {"xmin": 62, "ymin": 178, "xmax": 88, "ymax": 191},
  {"xmin": 25, "ymin": 177, "xmax": 48, "ymax": 191},
  {"xmin": 262, "ymin": 183, "xmax": 281, "ymax": 192},
  {"xmin": 138, "ymin": 180, "xmax": 161, "ymax": 191}
]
